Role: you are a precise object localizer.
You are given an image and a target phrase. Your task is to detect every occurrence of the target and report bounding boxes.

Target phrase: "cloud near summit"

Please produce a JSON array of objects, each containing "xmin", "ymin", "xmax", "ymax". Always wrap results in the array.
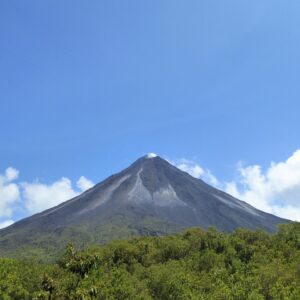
[{"xmin": 172, "ymin": 158, "xmax": 219, "ymax": 186}]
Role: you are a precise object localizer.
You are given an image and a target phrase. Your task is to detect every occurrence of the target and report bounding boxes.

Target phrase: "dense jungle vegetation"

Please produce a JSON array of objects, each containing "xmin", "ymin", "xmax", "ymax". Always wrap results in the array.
[{"xmin": 0, "ymin": 223, "xmax": 299, "ymax": 300}]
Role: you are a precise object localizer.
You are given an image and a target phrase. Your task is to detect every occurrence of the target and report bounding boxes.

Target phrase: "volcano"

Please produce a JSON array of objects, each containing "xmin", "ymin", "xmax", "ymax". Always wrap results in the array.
[{"xmin": 0, "ymin": 154, "xmax": 289, "ymax": 258}]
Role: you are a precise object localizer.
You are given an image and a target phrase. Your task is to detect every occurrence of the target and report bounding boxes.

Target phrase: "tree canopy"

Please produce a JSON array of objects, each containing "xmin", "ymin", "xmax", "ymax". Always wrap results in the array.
[{"xmin": 0, "ymin": 223, "xmax": 299, "ymax": 299}]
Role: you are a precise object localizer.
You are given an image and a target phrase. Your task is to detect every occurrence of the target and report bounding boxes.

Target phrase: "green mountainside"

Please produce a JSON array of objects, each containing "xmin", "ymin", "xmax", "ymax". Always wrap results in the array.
[
  {"xmin": 0, "ymin": 223, "xmax": 300, "ymax": 300},
  {"xmin": 0, "ymin": 215, "xmax": 183, "ymax": 261}
]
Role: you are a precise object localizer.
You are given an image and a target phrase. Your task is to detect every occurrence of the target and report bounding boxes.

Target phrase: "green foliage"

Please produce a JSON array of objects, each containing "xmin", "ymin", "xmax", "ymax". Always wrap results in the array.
[
  {"xmin": 59, "ymin": 244, "xmax": 101, "ymax": 279},
  {"xmin": 0, "ymin": 223, "xmax": 300, "ymax": 299}
]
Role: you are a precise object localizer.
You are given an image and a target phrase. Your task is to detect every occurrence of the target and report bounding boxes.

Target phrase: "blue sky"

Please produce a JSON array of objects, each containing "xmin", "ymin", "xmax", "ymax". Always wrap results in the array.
[{"xmin": 1, "ymin": 1, "xmax": 300, "ymax": 226}]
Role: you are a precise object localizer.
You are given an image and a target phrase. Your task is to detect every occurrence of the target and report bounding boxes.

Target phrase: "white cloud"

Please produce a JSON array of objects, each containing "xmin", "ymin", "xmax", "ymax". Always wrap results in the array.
[
  {"xmin": 0, "ymin": 219, "xmax": 14, "ymax": 229},
  {"xmin": 146, "ymin": 153, "xmax": 158, "ymax": 159},
  {"xmin": 0, "ymin": 166, "xmax": 95, "ymax": 218},
  {"xmin": 172, "ymin": 158, "xmax": 219, "ymax": 187},
  {"xmin": 4, "ymin": 167, "xmax": 19, "ymax": 182},
  {"xmin": 175, "ymin": 159, "xmax": 205, "ymax": 178},
  {"xmin": 171, "ymin": 153, "xmax": 300, "ymax": 221},
  {"xmin": 77, "ymin": 176, "xmax": 94, "ymax": 191},
  {"xmin": 23, "ymin": 178, "xmax": 78, "ymax": 214},
  {"xmin": 23, "ymin": 176, "xmax": 95, "ymax": 214},
  {"xmin": 0, "ymin": 167, "xmax": 20, "ymax": 217},
  {"xmin": 225, "ymin": 150, "xmax": 300, "ymax": 221}
]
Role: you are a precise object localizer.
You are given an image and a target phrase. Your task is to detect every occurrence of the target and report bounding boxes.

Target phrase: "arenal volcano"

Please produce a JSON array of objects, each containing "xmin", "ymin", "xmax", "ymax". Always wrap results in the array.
[{"xmin": 0, "ymin": 154, "xmax": 289, "ymax": 258}]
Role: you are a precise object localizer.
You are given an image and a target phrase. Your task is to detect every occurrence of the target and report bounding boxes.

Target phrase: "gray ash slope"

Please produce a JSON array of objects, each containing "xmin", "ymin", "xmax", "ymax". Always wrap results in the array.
[{"xmin": 0, "ymin": 155, "xmax": 289, "ymax": 258}]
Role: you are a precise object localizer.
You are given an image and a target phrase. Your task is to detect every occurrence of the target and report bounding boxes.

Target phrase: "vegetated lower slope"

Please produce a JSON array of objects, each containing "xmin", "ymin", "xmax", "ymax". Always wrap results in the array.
[
  {"xmin": 0, "ymin": 155, "xmax": 289, "ymax": 260},
  {"xmin": 1, "ymin": 223, "xmax": 300, "ymax": 300}
]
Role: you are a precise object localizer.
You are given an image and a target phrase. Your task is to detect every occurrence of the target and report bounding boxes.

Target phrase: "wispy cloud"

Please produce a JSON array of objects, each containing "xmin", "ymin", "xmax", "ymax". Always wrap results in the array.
[
  {"xmin": 0, "ymin": 219, "xmax": 14, "ymax": 229},
  {"xmin": 23, "ymin": 175, "xmax": 95, "ymax": 214},
  {"xmin": 0, "ymin": 169, "xmax": 95, "ymax": 228},
  {"xmin": 23, "ymin": 176, "xmax": 95, "ymax": 214},
  {"xmin": 0, "ymin": 167, "xmax": 20, "ymax": 218},
  {"xmin": 171, "ymin": 158, "xmax": 219, "ymax": 187},
  {"xmin": 76, "ymin": 176, "xmax": 94, "ymax": 192}
]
